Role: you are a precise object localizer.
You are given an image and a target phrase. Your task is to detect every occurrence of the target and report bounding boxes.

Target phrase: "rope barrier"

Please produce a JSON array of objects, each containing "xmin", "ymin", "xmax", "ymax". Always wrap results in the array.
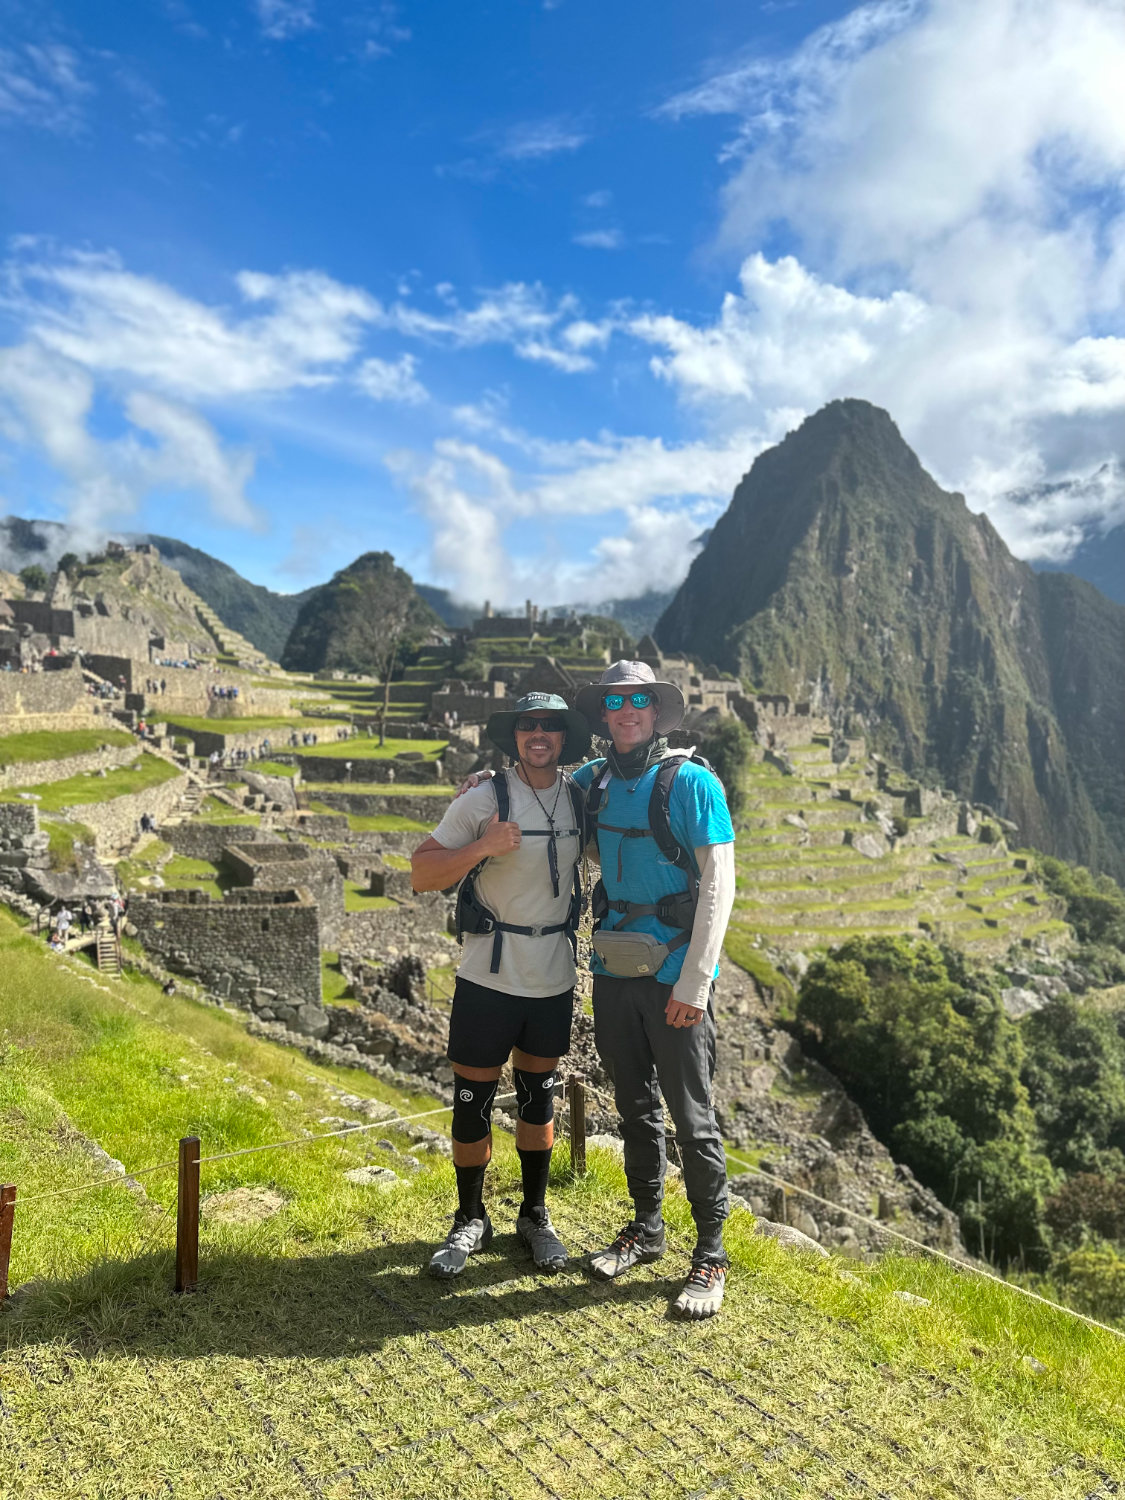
[
  {"xmin": 16, "ymin": 1158, "xmax": 182, "ymax": 1206},
  {"xmin": 722, "ymin": 1146, "xmax": 1125, "ymax": 1343},
  {"xmin": 191, "ymin": 1095, "xmax": 517, "ymax": 1166},
  {"xmin": 14, "ymin": 1095, "xmax": 517, "ymax": 1206},
  {"xmin": 576, "ymin": 1076, "xmax": 1125, "ymax": 1344}
]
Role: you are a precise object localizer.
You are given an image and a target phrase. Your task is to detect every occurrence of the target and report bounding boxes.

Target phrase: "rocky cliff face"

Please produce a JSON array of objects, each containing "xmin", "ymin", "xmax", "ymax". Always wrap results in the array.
[{"xmin": 657, "ymin": 400, "xmax": 1125, "ymax": 880}]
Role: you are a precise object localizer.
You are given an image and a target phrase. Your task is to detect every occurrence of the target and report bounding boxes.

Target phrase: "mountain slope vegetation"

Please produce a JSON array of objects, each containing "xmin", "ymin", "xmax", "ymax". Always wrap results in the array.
[{"xmin": 658, "ymin": 400, "xmax": 1125, "ymax": 881}]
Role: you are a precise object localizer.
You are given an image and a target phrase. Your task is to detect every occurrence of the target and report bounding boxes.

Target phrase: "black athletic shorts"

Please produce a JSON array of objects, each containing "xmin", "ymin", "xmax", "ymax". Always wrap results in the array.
[{"xmin": 447, "ymin": 977, "xmax": 574, "ymax": 1069}]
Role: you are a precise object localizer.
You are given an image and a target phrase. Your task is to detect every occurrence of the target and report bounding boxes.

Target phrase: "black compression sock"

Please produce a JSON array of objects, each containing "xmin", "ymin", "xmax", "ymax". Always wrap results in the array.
[
  {"xmin": 455, "ymin": 1162, "xmax": 487, "ymax": 1221},
  {"xmin": 517, "ymin": 1146, "xmax": 552, "ymax": 1219}
]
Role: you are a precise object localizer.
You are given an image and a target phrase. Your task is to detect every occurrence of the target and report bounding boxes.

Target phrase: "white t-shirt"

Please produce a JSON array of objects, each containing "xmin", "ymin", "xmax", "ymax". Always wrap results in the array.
[{"xmin": 431, "ymin": 769, "xmax": 582, "ymax": 998}]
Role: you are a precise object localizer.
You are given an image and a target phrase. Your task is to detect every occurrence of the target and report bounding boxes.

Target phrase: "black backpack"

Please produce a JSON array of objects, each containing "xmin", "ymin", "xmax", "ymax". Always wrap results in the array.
[
  {"xmin": 585, "ymin": 752, "xmax": 717, "ymax": 950},
  {"xmin": 454, "ymin": 772, "xmax": 586, "ymax": 975}
]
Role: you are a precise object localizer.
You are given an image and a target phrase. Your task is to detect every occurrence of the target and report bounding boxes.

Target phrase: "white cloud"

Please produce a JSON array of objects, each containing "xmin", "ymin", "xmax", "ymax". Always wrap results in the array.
[
  {"xmin": 497, "ymin": 118, "xmax": 588, "ymax": 160},
  {"xmin": 573, "ymin": 229, "xmax": 624, "ymax": 251},
  {"xmin": 254, "ymin": 0, "xmax": 316, "ymax": 40},
  {"xmin": 648, "ymin": 0, "xmax": 1125, "ymax": 563},
  {"xmin": 0, "ymin": 43, "xmax": 89, "ymax": 133},
  {"xmin": 355, "ymin": 353, "xmax": 428, "ymax": 404},
  {"xmin": 0, "ymin": 342, "xmax": 259, "ymax": 532},
  {"xmin": 387, "ymin": 428, "xmax": 753, "ymax": 603},
  {"xmin": 583, "ymin": 189, "xmax": 613, "ymax": 209},
  {"xmin": 7, "ymin": 249, "xmax": 382, "ymax": 400},
  {"xmin": 382, "ymin": 282, "xmax": 596, "ymax": 371}
]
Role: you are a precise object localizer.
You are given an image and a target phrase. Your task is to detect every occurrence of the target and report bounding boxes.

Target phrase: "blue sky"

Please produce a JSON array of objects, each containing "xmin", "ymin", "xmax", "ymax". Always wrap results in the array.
[{"xmin": 1, "ymin": 0, "xmax": 1123, "ymax": 605}]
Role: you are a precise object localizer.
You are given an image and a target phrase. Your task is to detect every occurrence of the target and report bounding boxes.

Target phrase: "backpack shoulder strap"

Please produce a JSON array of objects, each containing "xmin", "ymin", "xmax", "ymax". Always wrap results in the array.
[
  {"xmin": 647, "ymin": 754, "xmax": 699, "ymax": 884},
  {"xmin": 494, "ymin": 769, "xmax": 510, "ymax": 824},
  {"xmin": 583, "ymin": 759, "xmax": 610, "ymax": 823}
]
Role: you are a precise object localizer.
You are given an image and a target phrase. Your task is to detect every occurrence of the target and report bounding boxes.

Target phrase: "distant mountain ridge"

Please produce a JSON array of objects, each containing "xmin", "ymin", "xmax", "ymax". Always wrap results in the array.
[{"xmin": 657, "ymin": 399, "xmax": 1125, "ymax": 881}]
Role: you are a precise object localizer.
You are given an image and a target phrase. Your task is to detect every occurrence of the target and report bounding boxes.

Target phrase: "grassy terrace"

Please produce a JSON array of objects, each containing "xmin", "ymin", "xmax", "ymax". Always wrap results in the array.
[
  {"xmin": 0, "ymin": 752, "xmax": 182, "ymax": 810},
  {"xmin": 306, "ymin": 800, "xmax": 433, "ymax": 834},
  {"xmin": 726, "ymin": 741, "xmax": 1066, "ymax": 962},
  {"xmin": 3, "ymin": 907, "xmax": 1124, "ymax": 1497},
  {"xmin": 164, "ymin": 715, "xmax": 339, "ymax": 735},
  {"xmin": 298, "ymin": 736, "xmax": 447, "ymax": 761},
  {"xmin": 0, "ymin": 728, "xmax": 136, "ymax": 767}
]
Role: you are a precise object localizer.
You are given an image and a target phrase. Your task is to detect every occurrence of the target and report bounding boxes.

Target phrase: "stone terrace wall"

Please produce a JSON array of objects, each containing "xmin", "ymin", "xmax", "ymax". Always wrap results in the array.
[
  {"xmin": 0, "ymin": 666, "xmax": 95, "ymax": 734},
  {"xmin": 130, "ymin": 887, "xmax": 322, "ymax": 1012},
  {"xmin": 0, "ymin": 803, "xmax": 39, "ymax": 841},
  {"xmin": 295, "ymin": 753, "xmax": 444, "ymax": 784},
  {"xmin": 162, "ymin": 820, "xmax": 276, "ymax": 862},
  {"xmin": 166, "ymin": 722, "xmax": 323, "ymax": 757},
  {"xmin": 223, "ymin": 840, "xmax": 345, "ymax": 946},
  {"xmin": 342, "ymin": 893, "xmax": 454, "ymax": 966},
  {"xmin": 0, "ymin": 741, "xmax": 141, "ymax": 793},
  {"xmin": 306, "ymin": 790, "xmax": 447, "ymax": 824},
  {"xmin": 67, "ymin": 768, "xmax": 189, "ymax": 854}
]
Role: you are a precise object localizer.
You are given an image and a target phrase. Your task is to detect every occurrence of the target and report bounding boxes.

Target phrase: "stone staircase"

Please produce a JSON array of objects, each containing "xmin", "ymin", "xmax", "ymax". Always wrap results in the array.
[
  {"xmin": 95, "ymin": 923, "xmax": 121, "ymax": 975},
  {"xmin": 194, "ymin": 602, "xmax": 277, "ymax": 672}
]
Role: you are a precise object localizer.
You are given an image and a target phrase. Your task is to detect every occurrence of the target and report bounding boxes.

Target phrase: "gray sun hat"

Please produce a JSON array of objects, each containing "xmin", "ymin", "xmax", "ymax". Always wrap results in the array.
[
  {"xmin": 486, "ymin": 692, "xmax": 592, "ymax": 765},
  {"xmin": 575, "ymin": 660, "xmax": 685, "ymax": 735}
]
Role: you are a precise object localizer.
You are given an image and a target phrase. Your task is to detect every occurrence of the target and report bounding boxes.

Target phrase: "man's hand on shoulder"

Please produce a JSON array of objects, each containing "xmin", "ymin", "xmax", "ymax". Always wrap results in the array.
[
  {"xmin": 477, "ymin": 810, "xmax": 521, "ymax": 858},
  {"xmin": 455, "ymin": 769, "xmax": 495, "ymax": 799}
]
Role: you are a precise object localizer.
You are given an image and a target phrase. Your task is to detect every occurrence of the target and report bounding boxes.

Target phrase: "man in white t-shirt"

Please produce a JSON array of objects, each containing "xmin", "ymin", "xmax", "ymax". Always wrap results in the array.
[{"xmin": 412, "ymin": 692, "xmax": 590, "ymax": 1278}]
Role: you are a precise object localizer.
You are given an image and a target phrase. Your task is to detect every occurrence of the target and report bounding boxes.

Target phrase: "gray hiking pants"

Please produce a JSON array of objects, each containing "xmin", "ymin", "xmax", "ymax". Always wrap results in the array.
[{"xmin": 592, "ymin": 974, "xmax": 729, "ymax": 1237}]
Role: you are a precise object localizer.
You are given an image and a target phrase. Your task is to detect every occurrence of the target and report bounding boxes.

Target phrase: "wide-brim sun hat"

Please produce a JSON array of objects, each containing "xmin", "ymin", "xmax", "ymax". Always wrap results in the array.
[
  {"xmin": 575, "ymin": 660, "xmax": 685, "ymax": 735},
  {"xmin": 486, "ymin": 691, "xmax": 592, "ymax": 765}
]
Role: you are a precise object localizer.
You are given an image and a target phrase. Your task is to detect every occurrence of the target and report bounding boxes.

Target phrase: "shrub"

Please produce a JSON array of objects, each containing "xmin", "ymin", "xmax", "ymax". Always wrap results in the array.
[
  {"xmin": 699, "ymin": 716, "xmax": 754, "ymax": 818},
  {"xmin": 1052, "ymin": 1244, "xmax": 1125, "ymax": 1321},
  {"xmin": 1021, "ymin": 995, "xmax": 1125, "ymax": 1175},
  {"xmin": 1035, "ymin": 854, "xmax": 1125, "ymax": 947},
  {"xmin": 795, "ymin": 935, "xmax": 1053, "ymax": 1261},
  {"xmin": 19, "ymin": 563, "xmax": 48, "ymax": 591},
  {"xmin": 1045, "ymin": 1173, "xmax": 1125, "ymax": 1246}
]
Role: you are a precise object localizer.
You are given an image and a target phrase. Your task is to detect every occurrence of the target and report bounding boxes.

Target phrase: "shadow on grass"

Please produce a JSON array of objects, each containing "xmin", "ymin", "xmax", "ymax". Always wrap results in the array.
[{"xmin": 2, "ymin": 1230, "xmax": 686, "ymax": 1361}]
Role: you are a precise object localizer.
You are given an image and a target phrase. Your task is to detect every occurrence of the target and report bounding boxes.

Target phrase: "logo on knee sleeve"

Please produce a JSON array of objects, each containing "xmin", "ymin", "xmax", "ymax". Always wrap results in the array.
[
  {"xmin": 542, "ymin": 1075, "xmax": 554, "ymax": 1089},
  {"xmin": 459, "ymin": 1088, "xmax": 474, "ymax": 1102}
]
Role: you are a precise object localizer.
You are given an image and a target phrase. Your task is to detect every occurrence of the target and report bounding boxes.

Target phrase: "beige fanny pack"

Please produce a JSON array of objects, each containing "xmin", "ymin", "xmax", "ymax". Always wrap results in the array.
[{"xmin": 591, "ymin": 928, "xmax": 675, "ymax": 978}]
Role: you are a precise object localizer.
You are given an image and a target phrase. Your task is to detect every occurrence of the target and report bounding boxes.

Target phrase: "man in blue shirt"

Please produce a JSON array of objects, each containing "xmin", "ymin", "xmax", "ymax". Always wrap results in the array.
[{"xmin": 572, "ymin": 660, "xmax": 736, "ymax": 1319}]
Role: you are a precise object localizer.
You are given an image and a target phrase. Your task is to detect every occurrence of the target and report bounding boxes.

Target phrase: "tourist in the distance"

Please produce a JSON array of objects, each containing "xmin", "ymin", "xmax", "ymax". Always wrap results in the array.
[{"xmin": 411, "ymin": 692, "xmax": 590, "ymax": 1279}]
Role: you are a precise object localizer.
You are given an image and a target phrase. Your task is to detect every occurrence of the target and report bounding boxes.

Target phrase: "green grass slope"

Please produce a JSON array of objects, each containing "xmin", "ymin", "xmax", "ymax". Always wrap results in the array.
[{"xmin": 2, "ymin": 909, "xmax": 1123, "ymax": 1497}]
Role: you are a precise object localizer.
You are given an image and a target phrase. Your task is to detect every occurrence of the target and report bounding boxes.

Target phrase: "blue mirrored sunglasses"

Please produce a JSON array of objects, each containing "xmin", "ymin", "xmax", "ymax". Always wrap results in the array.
[{"xmin": 602, "ymin": 691, "xmax": 654, "ymax": 711}]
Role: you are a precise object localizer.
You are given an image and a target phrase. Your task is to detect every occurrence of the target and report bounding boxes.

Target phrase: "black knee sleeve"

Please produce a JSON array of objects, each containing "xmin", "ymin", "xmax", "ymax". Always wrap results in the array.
[
  {"xmin": 451, "ymin": 1075, "xmax": 498, "ymax": 1143},
  {"xmin": 514, "ymin": 1066, "xmax": 557, "ymax": 1127}
]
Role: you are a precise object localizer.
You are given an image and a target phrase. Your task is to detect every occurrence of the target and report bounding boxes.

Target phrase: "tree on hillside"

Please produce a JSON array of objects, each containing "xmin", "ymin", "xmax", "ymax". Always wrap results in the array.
[
  {"xmin": 795, "ymin": 935, "xmax": 1053, "ymax": 1261},
  {"xmin": 280, "ymin": 552, "xmax": 439, "ymax": 742},
  {"xmin": 19, "ymin": 563, "xmax": 48, "ymax": 592}
]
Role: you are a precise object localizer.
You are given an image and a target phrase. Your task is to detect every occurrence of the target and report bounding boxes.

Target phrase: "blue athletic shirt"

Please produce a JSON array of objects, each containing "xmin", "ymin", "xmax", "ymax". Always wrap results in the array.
[{"xmin": 571, "ymin": 754, "xmax": 734, "ymax": 985}]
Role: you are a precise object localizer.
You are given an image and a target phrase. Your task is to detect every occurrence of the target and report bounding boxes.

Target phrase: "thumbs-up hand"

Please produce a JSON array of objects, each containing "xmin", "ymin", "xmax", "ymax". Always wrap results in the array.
[{"xmin": 479, "ymin": 810, "xmax": 521, "ymax": 858}]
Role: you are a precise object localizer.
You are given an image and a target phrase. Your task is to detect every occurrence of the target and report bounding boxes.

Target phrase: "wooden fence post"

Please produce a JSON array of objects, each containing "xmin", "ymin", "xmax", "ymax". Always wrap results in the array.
[
  {"xmin": 568, "ymin": 1081, "xmax": 587, "ymax": 1177},
  {"xmin": 175, "ymin": 1136, "xmax": 200, "ymax": 1294},
  {"xmin": 0, "ymin": 1184, "xmax": 16, "ymax": 1301}
]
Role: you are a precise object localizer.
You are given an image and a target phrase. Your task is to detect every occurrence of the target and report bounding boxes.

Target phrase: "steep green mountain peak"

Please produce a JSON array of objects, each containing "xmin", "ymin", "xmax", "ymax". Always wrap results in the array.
[{"xmin": 657, "ymin": 398, "xmax": 1125, "ymax": 880}]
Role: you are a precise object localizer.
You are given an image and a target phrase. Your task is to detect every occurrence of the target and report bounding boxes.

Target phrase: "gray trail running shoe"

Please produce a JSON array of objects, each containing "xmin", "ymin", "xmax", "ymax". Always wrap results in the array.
[
  {"xmin": 672, "ymin": 1261, "xmax": 727, "ymax": 1319},
  {"xmin": 587, "ymin": 1221, "xmax": 666, "ymax": 1282},
  {"xmin": 516, "ymin": 1207, "xmax": 568, "ymax": 1272},
  {"xmin": 428, "ymin": 1212, "xmax": 493, "ymax": 1278}
]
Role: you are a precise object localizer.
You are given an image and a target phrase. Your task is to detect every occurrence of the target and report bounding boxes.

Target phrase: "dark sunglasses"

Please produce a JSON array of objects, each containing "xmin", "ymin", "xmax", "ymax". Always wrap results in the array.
[
  {"xmin": 602, "ymin": 691, "xmax": 655, "ymax": 711},
  {"xmin": 514, "ymin": 715, "xmax": 567, "ymax": 733}
]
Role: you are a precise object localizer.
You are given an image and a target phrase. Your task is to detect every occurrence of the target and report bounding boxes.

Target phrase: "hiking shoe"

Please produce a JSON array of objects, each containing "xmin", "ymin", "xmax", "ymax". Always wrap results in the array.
[
  {"xmin": 588, "ymin": 1222, "xmax": 666, "ymax": 1281},
  {"xmin": 428, "ymin": 1212, "xmax": 493, "ymax": 1278},
  {"xmin": 672, "ymin": 1261, "xmax": 727, "ymax": 1320},
  {"xmin": 516, "ymin": 1207, "xmax": 568, "ymax": 1272}
]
